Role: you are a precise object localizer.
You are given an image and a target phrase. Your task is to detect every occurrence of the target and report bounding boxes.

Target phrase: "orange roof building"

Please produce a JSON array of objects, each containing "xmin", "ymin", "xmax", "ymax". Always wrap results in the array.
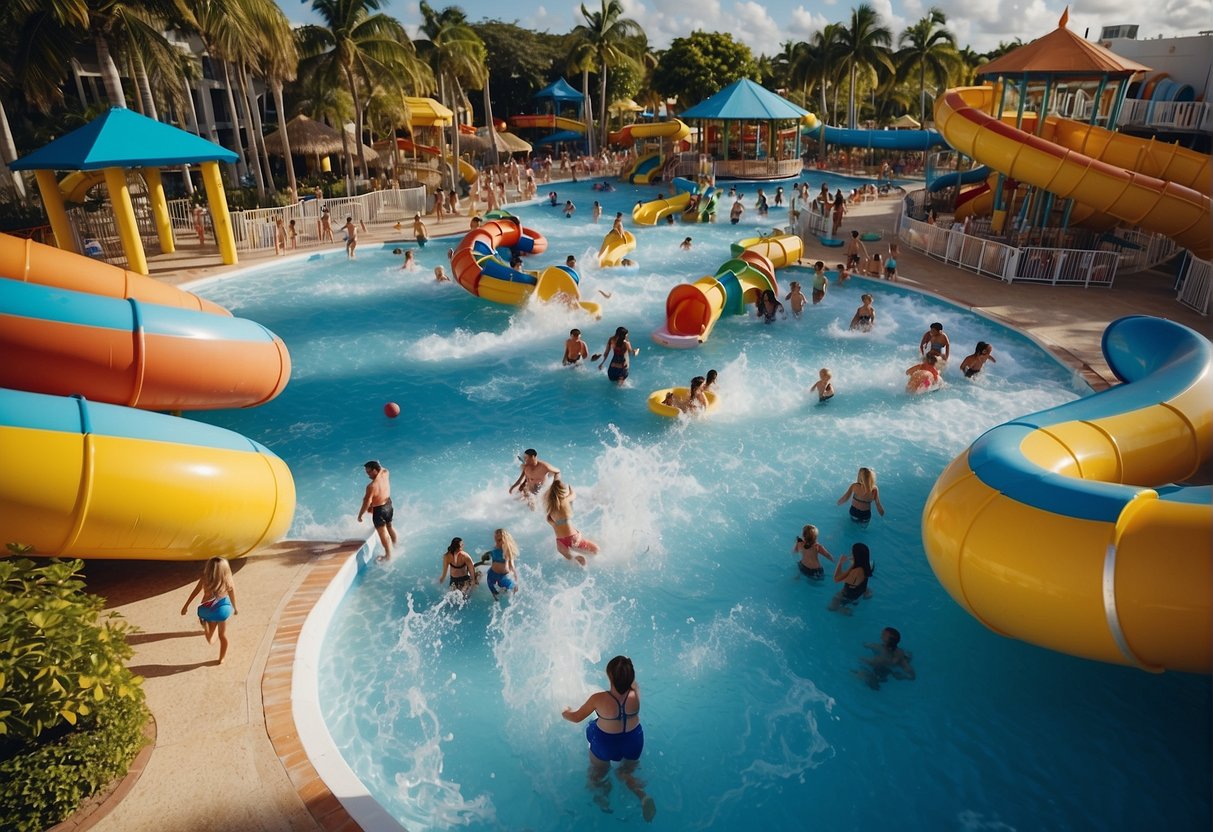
[{"xmin": 978, "ymin": 8, "xmax": 1151, "ymax": 78}]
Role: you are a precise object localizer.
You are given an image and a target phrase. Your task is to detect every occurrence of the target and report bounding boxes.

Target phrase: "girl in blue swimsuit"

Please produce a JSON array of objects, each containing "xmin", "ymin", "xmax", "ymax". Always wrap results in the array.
[
  {"xmin": 181, "ymin": 557, "xmax": 239, "ymax": 664},
  {"xmin": 562, "ymin": 656, "xmax": 656, "ymax": 821},
  {"xmin": 484, "ymin": 528, "xmax": 519, "ymax": 599}
]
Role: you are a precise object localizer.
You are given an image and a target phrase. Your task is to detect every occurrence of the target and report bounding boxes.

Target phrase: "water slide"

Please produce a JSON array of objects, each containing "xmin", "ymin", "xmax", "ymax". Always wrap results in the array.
[
  {"xmin": 449, "ymin": 219, "xmax": 599, "ymax": 316},
  {"xmin": 923, "ymin": 316, "xmax": 1211, "ymax": 673},
  {"xmin": 934, "ymin": 86, "xmax": 1212, "ymax": 259},
  {"xmin": 623, "ymin": 152, "xmax": 662, "ymax": 184},
  {"xmin": 729, "ymin": 234, "xmax": 803, "ymax": 267},
  {"xmin": 388, "ymin": 138, "xmax": 477, "ymax": 185},
  {"xmin": 597, "ymin": 229, "xmax": 636, "ymax": 267},
  {"xmin": 0, "ymin": 233, "xmax": 295, "ymax": 561},
  {"xmin": 632, "ymin": 191, "xmax": 690, "ymax": 226},
  {"xmin": 804, "ymin": 123, "xmax": 947, "ymax": 151},
  {"xmin": 614, "ymin": 121, "xmax": 692, "ymax": 183},
  {"xmin": 652, "ymin": 250, "xmax": 779, "ymax": 348},
  {"xmin": 508, "ymin": 114, "xmax": 587, "ymax": 134},
  {"xmin": 58, "ymin": 170, "xmax": 107, "ymax": 202},
  {"xmin": 928, "ymin": 165, "xmax": 991, "ymax": 192}
]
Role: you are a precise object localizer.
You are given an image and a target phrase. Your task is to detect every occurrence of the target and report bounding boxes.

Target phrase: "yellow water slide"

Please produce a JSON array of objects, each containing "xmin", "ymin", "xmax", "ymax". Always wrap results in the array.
[
  {"xmin": 935, "ymin": 86, "xmax": 1211, "ymax": 258},
  {"xmin": 632, "ymin": 192, "xmax": 691, "ymax": 226}
]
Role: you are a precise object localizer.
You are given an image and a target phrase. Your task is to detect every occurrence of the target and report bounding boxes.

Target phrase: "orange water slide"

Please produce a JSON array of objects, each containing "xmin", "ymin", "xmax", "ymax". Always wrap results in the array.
[{"xmin": 935, "ymin": 86, "xmax": 1211, "ymax": 258}]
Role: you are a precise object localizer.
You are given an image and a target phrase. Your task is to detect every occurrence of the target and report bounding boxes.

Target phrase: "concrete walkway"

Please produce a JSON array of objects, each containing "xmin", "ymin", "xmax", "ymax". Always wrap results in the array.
[{"xmin": 77, "ymin": 181, "xmax": 1204, "ymax": 831}]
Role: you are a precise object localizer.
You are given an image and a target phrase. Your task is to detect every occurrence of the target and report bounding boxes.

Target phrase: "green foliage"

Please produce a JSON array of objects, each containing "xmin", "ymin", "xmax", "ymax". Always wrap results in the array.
[
  {"xmin": 652, "ymin": 31, "xmax": 759, "ymax": 110},
  {"xmin": 604, "ymin": 61, "xmax": 643, "ymax": 109},
  {"xmin": 0, "ymin": 556, "xmax": 148, "ymax": 830},
  {"xmin": 471, "ymin": 22, "xmax": 564, "ymax": 119}
]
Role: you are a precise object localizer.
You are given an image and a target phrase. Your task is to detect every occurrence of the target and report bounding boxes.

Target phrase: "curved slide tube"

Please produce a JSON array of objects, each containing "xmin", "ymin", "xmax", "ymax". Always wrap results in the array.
[
  {"xmin": 0, "ymin": 389, "xmax": 295, "ymax": 561},
  {"xmin": 633, "ymin": 191, "xmax": 690, "ymax": 226},
  {"xmin": 804, "ymin": 123, "xmax": 946, "ymax": 151},
  {"xmin": 928, "ymin": 166, "xmax": 990, "ymax": 192},
  {"xmin": 610, "ymin": 119, "xmax": 691, "ymax": 147},
  {"xmin": 935, "ymin": 86, "xmax": 1212, "ymax": 258},
  {"xmin": 730, "ymin": 234, "xmax": 803, "ymax": 268},
  {"xmin": 0, "ymin": 233, "xmax": 229, "ymax": 315},
  {"xmin": 922, "ymin": 316, "xmax": 1212, "ymax": 673},
  {"xmin": 58, "ymin": 170, "xmax": 107, "ymax": 202},
  {"xmin": 598, "ymin": 229, "xmax": 636, "ymax": 267},
  {"xmin": 623, "ymin": 152, "xmax": 660, "ymax": 184},
  {"xmin": 652, "ymin": 251, "xmax": 778, "ymax": 348},
  {"xmin": 509, "ymin": 114, "xmax": 587, "ymax": 134},
  {"xmin": 0, "ymin": 280, "xmax": 290, "ymax": 410}
]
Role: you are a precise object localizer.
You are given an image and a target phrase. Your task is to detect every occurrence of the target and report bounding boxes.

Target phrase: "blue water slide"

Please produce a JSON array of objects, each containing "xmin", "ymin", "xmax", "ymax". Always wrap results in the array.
[
  {"xmin": 671, "ymin": 177, "xmax": 699, "ymax": 194},
  {"xmin": 630, "ymin": 155, "xmax": 661, "ymax": 181},
  {"xmin": 804, "ymin": 124, "xmax": 947, "ymax": 151},
  {"xmin": 928, "ymin": 165, "xmax": 990, "ymax": 192},
  {"xmin": 552, "ymin": 264, "xmax": 581, "ymax": 285},
  {"xmin": 711, "ymin": 266, "xmax": 744, "ymax": 315}
]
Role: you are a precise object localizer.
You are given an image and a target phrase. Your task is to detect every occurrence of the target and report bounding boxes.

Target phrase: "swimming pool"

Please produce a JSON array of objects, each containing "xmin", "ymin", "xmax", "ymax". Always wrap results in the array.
[{"xmin": 195, "ymin": 176, "xmax": 1212, "ymax": 830}]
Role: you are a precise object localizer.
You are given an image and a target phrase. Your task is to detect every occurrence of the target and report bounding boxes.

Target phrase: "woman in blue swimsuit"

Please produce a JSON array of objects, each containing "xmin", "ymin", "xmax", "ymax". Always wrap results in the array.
[
  {"xmin": 181, "ymin": 556, "xmax": 239, "ymax": 664},
  {"xmin": 562, "ymin": 655, "xmax": 656, "ymax": 821},
  {"xmin": 484, "ymin": 528, "xmax": 519, "ymax": 600}
]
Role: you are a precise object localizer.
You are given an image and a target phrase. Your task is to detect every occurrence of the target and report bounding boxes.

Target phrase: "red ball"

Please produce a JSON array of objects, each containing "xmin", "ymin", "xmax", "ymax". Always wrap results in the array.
[{"xmin": 383, "ymin": 402, "xmax": 401, "ymax": 418}]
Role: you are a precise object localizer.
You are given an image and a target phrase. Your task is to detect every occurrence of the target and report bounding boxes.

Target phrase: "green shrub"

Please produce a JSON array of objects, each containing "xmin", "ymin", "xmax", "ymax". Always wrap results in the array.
[{"xmin": 0, "ymin": 556, "xmax": 149, "ymax": 830}]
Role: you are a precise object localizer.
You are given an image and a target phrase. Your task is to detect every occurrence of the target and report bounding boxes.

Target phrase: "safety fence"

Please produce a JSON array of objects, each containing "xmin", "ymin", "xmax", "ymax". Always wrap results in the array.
[{"xmin": 1176, "ymin": 253, "xmax": 1212, "ymax": 315}]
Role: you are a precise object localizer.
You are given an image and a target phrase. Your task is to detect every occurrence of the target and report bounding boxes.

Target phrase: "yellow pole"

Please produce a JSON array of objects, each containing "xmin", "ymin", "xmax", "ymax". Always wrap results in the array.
[
  {"xmin": 141, "ymin": 167, "xmax": 175, "ymax": 254},
  {"xmin": 321, "ymin": 155, "xmax": 332, "ymax": 172},
  {"xmin": 33, "ymin": 169, "xmax": 79, "ymax": 253},
  {"xmin": 102, "ymin": 166, "xmax": 148, "ymax": 275},
  {"xmin": 200, "ymin": 160, "xmax": 238, "ymax": 265}
]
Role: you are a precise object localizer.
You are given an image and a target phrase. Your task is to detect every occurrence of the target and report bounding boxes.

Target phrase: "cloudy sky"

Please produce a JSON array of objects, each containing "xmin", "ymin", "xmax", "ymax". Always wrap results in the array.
[{"xmin": 285, "ymin": 0, "xmax": 1208, "ymax": 56}]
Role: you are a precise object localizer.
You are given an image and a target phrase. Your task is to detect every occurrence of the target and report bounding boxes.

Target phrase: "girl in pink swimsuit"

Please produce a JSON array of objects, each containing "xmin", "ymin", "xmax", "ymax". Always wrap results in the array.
[{"xmin": 544, "ymin": 477, "xmax": 600, "ymax": 566}]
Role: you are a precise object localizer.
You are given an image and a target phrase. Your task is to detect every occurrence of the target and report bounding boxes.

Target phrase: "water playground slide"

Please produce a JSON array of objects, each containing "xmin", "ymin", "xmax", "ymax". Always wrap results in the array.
[
  {"xmin": 610, "ymin": 119, "xmax": 691, "ymax": 147},
  {"xmin": 0, "ymin": 389, "xmax": 295, "ymax": 561},
  {"xmin": 632, "ymin": 191, "xmax": 690, "ymax": 226},
  {"xmin": 597, "ymin": 229, "xmax": 636, "ymax": 267},
  {"xmin": 928, "ymin": 166, "xmax": 991, "ymax": 192},
  {"xmin": 730, "ymin": 234, "xmax": 803, "ymax": 268},
  {"xmin": 390, "ymin": 138, "xmax": 477, "ymax": 184},
  {"xmin": 0, "ymin": 233, "xmax": 229, "ymax": 315},
  {"xmin": 935, "ymin": 86, "xmax": 1212, "ymax": 259},
  {"xmin": 804, "ymin": 122, "xmax": 947, "ymax": 151},
  {"xmin": 652, "ymin": 251, "xmax": 778, "ymax": 348},
  {"xmin": 624, "ymin": 152, "xmax": 661, "ymax": 184},
  {"xmin": 922, "ymin": 316, "xmax": 1212, "ymax": 673},
  {"xmin": 450, "ymin": 220, "xmax": 598, "ymax": 314},
  {"xmin": 58, "ymin": 170, "xmax": 107, "ymax": 202},
  {"xmin": 0, "ymin": 280, "xmax": 290, "ymax": 410},
  {"xmin": 508, "ymin": 114, "xmax": 587, "ymax": 134}
]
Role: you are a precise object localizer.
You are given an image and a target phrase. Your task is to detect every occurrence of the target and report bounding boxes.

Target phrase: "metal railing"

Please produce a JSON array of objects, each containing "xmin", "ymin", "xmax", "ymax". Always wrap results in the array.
[
  {"xmin": 1176, "ymin": 253, "xmax": 1212, "ymax": 315},
  {"xmin": 714, "ymin": 158, "xmax": 803, "ymax": 180},
  {"xmin": 1114, "ymin": 99, "xmax": 1213, "ymax": 133},
  {"xmin": 665, "ymin": 153, "xmax": 715, "ymax": 183}
]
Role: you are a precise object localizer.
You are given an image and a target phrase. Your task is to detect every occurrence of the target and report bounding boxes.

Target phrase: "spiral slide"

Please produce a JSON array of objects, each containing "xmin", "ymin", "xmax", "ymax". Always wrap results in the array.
[
  {"xmin": 652, "ymin": 249, "xmax": 779, "ymax": 348},
  {"xmin": 923, "ymin": 316, "xmax": 1212, "ymax": 673},
  {"xmin": 935, "ymin": 86, "xmax": 1212, "ymax": 259},
  {"xmin": 450, "ymin": 219, "xmax": 599, "ymax": 316},
  {"xmin": 614, "ymin": 120, "xmax": 692, "ymax": 183},
  {"xmin": 0, "ymin": 233, "xmax": 295, "ymax": 561}
]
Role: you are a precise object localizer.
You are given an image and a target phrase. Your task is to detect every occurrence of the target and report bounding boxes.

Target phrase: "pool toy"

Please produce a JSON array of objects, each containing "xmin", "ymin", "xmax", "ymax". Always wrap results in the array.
[
  {"xmin": 819, "ymin": 237, "xmax": 844, "ymax": 247},
  {"xmin": 652, "ymin": 251, "xmax": 778, "ymax": 349},
  {"xmin": 384, "ymin": 402, "xmax": 400, "ymax": 418},
  {"xmin": 859, "ymin": 232, "xmax": 882, "ymax": 242},
  {"xmin": 633, "ymin": 192, "xmax": 691, "ymax": 226},
  {"xmin": 647, "ymin": 387, "xmax": 719, "ymax": 417},
  {"xmin": 0, "ymin": 389, "xmax": 295, "ymax": 561},
  {"xmin": 598, "ymin": 229, "xmax": 636, "ymax": 267},
  {"xmin": 934, "ymin": 85, "xmax": 1211, "ymax": 258},
  {"xmin": 922, "ymin": 316, "xmax": 1212, "ymax": 673},
  {"xmin": 0, "ymin": 279, "xmax": 290, "ymax": 410},
  {"xmin": 730, "ymin": 234, "xmax": 803, "ymax": 267}
]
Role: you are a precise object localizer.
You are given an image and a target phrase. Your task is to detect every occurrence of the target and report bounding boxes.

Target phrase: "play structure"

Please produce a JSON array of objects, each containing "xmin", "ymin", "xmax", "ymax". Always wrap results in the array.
[
  {"xmin": 597, "ymin": 229, "xmax": 636, "ymax": 267},
  {"xmin": 647, "ymin": 388, "xmax": 719, "ymax": 418},
  {"xmin": 612, "ymin": 120, "xmax": 692, "ymax": 184},
  {"xmin": 632, "ymin": 177, "xmax": 718, "ymax": 226},
  {"xmin": 384, "ymin": 138, "xmax": 477, "ymax": 185},
  {"xmin": 450, "ymin": 217, "xmax": 600, "ymax": 316},
  {"xmin": 651, "ymin": 242, "xmax": 789, "ymax": 348},
  {"xmin": 0, "ymin": 234, "xmax": 295, "ymax": 560},
  {"xmin": 922, "ymin": 316, "xmax": 1212, "ymax": 674},
  {"xmin": 509, "ymin": 79, "xmax": 589, "ymax": 150}
]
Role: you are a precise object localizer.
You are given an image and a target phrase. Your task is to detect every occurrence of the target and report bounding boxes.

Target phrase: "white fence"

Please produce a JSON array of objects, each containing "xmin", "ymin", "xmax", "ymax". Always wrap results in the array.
[{"xmin": 1176, "ymin": 253, "xmax": 1212, "ymax": 315}]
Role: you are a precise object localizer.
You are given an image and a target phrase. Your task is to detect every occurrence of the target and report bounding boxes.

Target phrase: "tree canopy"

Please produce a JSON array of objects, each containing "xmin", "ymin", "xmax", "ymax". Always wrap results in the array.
[{"xmin": 652, "ymin": 31, "xmax": 759, "ymax": 110}]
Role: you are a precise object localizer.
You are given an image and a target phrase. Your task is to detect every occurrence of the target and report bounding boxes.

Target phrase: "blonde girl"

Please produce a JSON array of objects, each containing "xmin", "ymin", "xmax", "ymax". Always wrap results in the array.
[
  {"xmin": 181, "ymin": 557, "xmax": 238, "ymax": 664},
  {"xmin": 793, "ymin": 524, "xmax": 834, "ymax": 579},
  {"xmin": 485, "ymin": 528, "xmax": 520, "ymax": 600},
  {"xmin": 837, "ymin": 467, "xmax": 885, "ymax": 525},
  {"xmin": 545, "ymin": 477, "xmax": 600, "ymax": 565}
]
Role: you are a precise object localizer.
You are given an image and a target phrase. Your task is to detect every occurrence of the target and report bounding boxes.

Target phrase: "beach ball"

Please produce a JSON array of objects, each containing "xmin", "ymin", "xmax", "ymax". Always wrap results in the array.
[{"xmin": 384, "ymin": 402, "xmax": 401, "ymax": 418}]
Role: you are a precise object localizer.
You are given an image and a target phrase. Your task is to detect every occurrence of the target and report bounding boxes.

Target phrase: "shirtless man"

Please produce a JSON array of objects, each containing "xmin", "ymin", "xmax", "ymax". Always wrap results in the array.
[
  {"xmin": 563, "ymin": 329, "xmax": 589, "ymax": 365},
  {"xmin": 343, "ymin": 216, "xmax": 358, "ymax": 259},
  {"xmin": 357, "ymin": 460, "xmax": 397, "ymax": 560},
  {"xmin": 509, "ymin": 449, "xmax": 561, "ymax": 508},
  {"xmin": 844, "ymin": 230, "xmax": 867, "ymax": 270},
  {"xmin": 413, "ymin": 213, "xmax": 429, "ymax": 248}
]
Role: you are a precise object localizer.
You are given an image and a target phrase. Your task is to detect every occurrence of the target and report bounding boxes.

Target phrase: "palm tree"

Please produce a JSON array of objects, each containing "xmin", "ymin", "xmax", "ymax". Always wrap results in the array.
[
  {"xmin": 570, "ymin": 0, "xmax": 643, "ymax": 149},
  {"xmin": 567, "ymin": 39, "xmax": 597, "ymax": 156},
  {"xmin": 896, "ymin": 8, "xmax": 959, "ymax": 124},
  {"xmin": 415, "ymin": 3, "xmax": 486, "ymax": 191},
  {"xmin": 802, "ymin": 24, "xmax": 844, "ymax": 126},
  {"xmin": 241, "ymin": 0, "xmax": 298, "ymax": 196},
  {"xmin": 298, "ymin": 0, "xmax": 428, "ymax": 190},
  {"xmin": 838, "ymin": 4, "xmax": 894, "ymax": 129}
]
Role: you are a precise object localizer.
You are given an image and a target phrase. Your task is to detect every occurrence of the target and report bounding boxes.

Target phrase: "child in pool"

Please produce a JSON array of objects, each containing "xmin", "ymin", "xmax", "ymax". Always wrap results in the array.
[
  {"xmin": 855, "ymin": 627, "xmax": 916, "ymax": 689},
  {"xmin": 837, "ymin": 467, "xmax": 884, "ymax": 523},
  {"xmin": 702, "ymin": 368, "xmax": 719, "ymax": 394},
  {"xmin": 809, "ymin": 368, "xmax": 834, "ymax": 402},
  {"xmin": 793, "ymin": 524, "xmax": 834, "ymax": 579},
  {"xmin": 785, "ymin": 281, "xmax": 808, "ymax": 317},
  {"xmin": 181, "ymin": 556, "xmax": 238, "ymax": 664},
  {"xmin": 960, "ymin": 341, "xmax": 997, "ymax": 378},
  {"xmin": 811, "ymin": 261, "xmax": 828, "ymax": 304},
  {"xmin": 849, "ymin": 294, "xmax": 876, "ymax": 331},
  {"xmin": 434, "ymin": 265, "xmax": 450, "ymax": 282},
  {"xmin": 829, "ymin": 542, "xmax": 874, "ymax": 613},
  {"xmin": 837, "ymin": 264, "xmax": 850, "ymax": 284},
  {"xmin": 905, "ymin": 353, "xmax": 941, "ymax": 394}
]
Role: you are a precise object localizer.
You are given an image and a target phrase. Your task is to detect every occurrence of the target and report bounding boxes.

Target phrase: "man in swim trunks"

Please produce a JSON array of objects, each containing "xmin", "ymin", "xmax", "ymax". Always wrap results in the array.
[
  {"xmin": 844, "ymin": 230, "xmax": 867, "ymax": 270},
  {"xmin": 358, "ymin": 460, "xmax": 398, "ymax": 560},
  {"xmin": 564, "ymin": 329, "xmax": 589, "ymax": 365},
  {"xmin": 509, "ymin": 449, "xmax": 561, "ymax": 508}
]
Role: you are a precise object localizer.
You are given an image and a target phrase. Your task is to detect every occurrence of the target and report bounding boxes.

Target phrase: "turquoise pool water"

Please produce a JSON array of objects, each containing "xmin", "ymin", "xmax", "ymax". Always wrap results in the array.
[{"xmin": 196, "ymin": 176, "xmax": 1212, "ymax": 831}]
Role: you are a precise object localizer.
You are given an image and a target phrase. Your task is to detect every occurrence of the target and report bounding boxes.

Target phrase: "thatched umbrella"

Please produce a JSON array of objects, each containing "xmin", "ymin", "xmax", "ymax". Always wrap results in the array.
[
  {"xmin": 497, "ymin": 132, "xmax": 532, "ymax": 154},
  {"xmin": 263, "ymin": 114, "xmax": 345, "ymax": 156}
]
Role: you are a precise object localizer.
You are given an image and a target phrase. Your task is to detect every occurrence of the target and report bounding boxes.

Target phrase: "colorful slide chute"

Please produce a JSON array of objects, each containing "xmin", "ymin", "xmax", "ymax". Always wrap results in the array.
[
  {"xmin": 633, "ymin": 176, "xmax": 716, "ymax": 226},
  {"xmin": 380, "ymin": 137, "xmax": 477, "ymax": 184},
  {"xmin": 934, "ymin": 86, "xmax": 1211, "ymax": 258},
  {"xmin": 652, "ymin": 248, "xmax": 780, "ymax": 349},
  {"xmin": 804, "ymin": 122, "xmax": 947, "ymax": 151},
  {"xmin": 614, "ymin": 120, "xmax": 691, "ymax": 183},
  {"xmin": 923, "ymin": 316, "xmax": 1212, "ymax": 674},
  {"xmin": 450, "ymin": 218, "xmax": 600, "ymax": 316},
  {"xmin": 598, "ymin": 229, "xmax": 636, "ymax": 267},
  {"xmin": 0, "ymin": 234, "xmax": 295, "ymax": 561}
]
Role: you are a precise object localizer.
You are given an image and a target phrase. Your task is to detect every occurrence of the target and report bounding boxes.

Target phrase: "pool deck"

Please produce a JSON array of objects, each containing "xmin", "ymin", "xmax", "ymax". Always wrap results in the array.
[{"xmin": 77, "ymin": 179, "xmax": 1204, "ymax": 831}]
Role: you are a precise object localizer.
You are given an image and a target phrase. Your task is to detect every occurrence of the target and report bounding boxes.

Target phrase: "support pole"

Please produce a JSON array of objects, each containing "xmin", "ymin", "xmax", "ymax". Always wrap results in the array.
[
  {"xmin": 201, "ymin": 160, "xmax": 238, "ymax": 265},
  {"xmin": 102, "ymin": 166, "xmax": 148, "ymax": 274},
  {"xmin": 141, "ymin": 167, "xmax": 175, "ymax": 254},
  {"xmin": 33, "ymin": 169, "xmax": 78, "ymax": 252}
]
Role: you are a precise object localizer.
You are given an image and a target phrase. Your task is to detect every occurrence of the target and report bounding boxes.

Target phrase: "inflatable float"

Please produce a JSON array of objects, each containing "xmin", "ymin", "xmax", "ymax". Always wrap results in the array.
[
  {"xmin": 598, "ymin": 229, "xmax": 636, "ymax": 267},
  {"xmin": 922, "ymin": 316, "xmax": 1212, "ymax": 673},
  {"xmin": 647, "ymin": 387, "xmax": 719, "ymax": 417}
]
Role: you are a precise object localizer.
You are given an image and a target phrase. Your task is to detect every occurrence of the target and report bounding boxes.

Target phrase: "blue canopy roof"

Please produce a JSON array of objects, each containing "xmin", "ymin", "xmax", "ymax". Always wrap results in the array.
[
  {"xmin": 11, "ymin": 107, "xmax": 238, "ymax": 171},
  {"xmin": 679, "ymin": 78, "xmax": 809, "ymax": 121},
  {"xmin": 533, "ymin": 130, "xmax": 586, "ymax": 145},
  {"xmin": 533, "ymin": 78, "xmax": 584, "ymax": 103}
]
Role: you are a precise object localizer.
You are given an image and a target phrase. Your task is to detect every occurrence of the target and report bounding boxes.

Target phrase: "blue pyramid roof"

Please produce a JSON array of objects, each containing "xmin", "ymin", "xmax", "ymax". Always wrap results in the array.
[
  {"xmin": 533, "ymin": 78, "xmax": 584, "ymax": 103},
  {"xmin": 11, "ymin": 107, "xmax": 238, "ymax": 171},
  {"xmin": 679, "ymin": 78, "xmax": 809, "ymax": 121}
]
